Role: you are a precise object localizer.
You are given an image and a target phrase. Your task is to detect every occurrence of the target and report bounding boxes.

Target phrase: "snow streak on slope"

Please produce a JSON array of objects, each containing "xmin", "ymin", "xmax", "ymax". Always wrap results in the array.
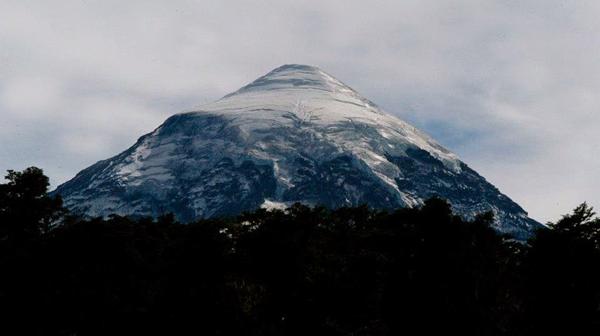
[{"xmin": 54, "ymin": 64, "xmax": 542, "ymax": 239}]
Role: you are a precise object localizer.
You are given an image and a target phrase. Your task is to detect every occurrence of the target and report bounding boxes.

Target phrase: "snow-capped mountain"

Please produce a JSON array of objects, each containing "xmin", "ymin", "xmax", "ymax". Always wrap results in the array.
[{"xmin": 54, "ymin": 64, "xmax": 542, "ymax": 238}]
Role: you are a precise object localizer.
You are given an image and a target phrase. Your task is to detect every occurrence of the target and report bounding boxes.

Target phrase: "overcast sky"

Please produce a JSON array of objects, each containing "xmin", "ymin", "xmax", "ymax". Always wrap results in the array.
[{"xmin": 1, "ymin": 0, "xmax": 598, "ymax": 223}]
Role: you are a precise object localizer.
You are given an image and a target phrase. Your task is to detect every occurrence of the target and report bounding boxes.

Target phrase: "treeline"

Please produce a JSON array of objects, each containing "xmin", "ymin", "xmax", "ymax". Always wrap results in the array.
[{"xmin": 1, "ymin": 167, "xmax": 600, "ymax": 335}]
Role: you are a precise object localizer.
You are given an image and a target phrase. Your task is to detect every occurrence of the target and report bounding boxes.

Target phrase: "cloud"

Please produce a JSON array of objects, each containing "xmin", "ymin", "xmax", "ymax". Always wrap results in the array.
[{"xmin": 0, "ymin": 0, "xmax": 598, "ymax": 222}]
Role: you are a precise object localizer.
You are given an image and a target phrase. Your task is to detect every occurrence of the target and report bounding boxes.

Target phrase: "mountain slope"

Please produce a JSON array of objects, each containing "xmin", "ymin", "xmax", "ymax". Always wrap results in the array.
[{"xmin": 54, "ymin": 64, "xmax": 542, "ymax": 239}]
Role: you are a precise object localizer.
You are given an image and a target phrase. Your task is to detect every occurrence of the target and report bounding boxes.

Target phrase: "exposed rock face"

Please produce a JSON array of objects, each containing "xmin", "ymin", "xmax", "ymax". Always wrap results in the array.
[{"xmin": 54, "ymin": 64, "xmax": 542, "ymax": 239}]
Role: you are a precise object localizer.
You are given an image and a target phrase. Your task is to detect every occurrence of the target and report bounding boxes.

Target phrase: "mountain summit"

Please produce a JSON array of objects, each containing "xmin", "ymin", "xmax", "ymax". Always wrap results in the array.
[{"xmin": 54, "ymin": 64, "xmax": 542, "ymax": 238}]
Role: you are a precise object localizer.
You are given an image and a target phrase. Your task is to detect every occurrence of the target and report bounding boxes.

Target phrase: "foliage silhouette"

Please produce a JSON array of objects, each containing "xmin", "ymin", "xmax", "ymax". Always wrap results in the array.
[
  {"xmin": 0, "ymin": 167, "xmax": 599, "ymax": 335},
  {"xmin": 0, "ymin": 167, "xmax": 63, "ymax": 242}
]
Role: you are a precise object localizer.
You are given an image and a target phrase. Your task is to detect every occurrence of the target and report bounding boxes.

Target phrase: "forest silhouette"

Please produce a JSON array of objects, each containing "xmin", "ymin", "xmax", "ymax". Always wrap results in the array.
[{"xmin": 1, "ymin": 167, "xmax": 599, "ymax": 335}]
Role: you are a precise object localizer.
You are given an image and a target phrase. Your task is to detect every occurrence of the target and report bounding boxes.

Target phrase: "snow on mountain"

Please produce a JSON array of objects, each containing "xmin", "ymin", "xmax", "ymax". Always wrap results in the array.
[{"xmin": 53, "ymin": 64, "xmax": 542, "ymax": 239}]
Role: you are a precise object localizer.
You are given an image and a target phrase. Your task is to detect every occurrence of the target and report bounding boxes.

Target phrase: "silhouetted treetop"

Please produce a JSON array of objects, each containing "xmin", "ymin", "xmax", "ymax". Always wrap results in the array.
[
  {"xmin": 0, "ymin": 167, "xmax": 64, "ymax": 241},
  {"xmin": 0, "ymin": 167, "xmax": 598, "ymax": 335}
]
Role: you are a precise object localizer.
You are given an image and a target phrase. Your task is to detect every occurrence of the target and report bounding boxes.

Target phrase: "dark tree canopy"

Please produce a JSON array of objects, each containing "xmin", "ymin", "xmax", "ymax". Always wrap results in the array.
[
  {"xmin": 523, "ymin": 202, "xmax": 600, "ymax": 335},
  {"xmin": 0, "ymin": 167, "xmax": 63, "ymax": 242},
  {"xmin": 0, "ymin": 167, "xmax": 599, "ymax": 335}
]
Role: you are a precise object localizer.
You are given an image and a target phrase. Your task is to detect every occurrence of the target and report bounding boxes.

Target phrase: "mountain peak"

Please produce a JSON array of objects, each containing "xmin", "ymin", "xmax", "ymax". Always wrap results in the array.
[
  {"xmin": 271, "ymin": 63, "xmax": 323, "ymax": 73},
  {"xmin": 264, "ymin": 64, "xmax": 328, "ymax": 81},
  {"xmin": 54, "ymin": 64, "xmax": 543, "ymax": 239},
  {"xmin": 224, "ymin": 64, "xmax": 355, "ymax": 98}
]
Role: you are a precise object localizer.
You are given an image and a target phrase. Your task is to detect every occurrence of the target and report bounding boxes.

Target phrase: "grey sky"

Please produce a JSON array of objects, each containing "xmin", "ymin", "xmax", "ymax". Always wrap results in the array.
[{"xmin": 1, "ymin": 0, "xmax": 598, "ymax": 223}]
